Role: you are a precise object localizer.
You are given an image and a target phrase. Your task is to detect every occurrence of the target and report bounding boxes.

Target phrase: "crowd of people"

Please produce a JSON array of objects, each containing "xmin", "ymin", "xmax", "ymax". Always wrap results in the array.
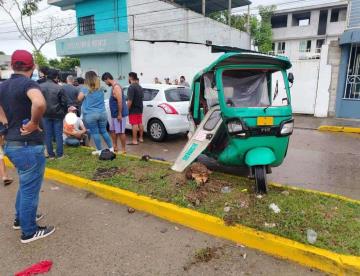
[
  {"xmin": 0, "ymin": 50, "xmax": 147, "ymax": 244},
  {"xmin": 154, "ymin": 75, "xmax": 190, "ymax": 87}
]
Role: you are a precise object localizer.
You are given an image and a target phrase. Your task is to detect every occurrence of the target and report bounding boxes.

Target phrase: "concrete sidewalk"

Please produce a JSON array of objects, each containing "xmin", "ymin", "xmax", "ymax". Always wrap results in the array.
[
  {"xmin": 294, "ymin": 114, "xmax": 360, "ymax": 129},
  {"xmin": 0, "ymin": 170, "xmax": 322, "ymax": 275}
]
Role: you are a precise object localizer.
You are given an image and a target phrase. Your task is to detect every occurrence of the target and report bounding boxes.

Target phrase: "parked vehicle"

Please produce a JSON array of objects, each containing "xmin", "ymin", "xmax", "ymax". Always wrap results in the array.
[
  {"xmin": 105, "ymin": 84, "xmax": 191, "ymax": 142},
  {"xmin": 172, "ymin": 51, "xmax": 295, "ymax": 193}
]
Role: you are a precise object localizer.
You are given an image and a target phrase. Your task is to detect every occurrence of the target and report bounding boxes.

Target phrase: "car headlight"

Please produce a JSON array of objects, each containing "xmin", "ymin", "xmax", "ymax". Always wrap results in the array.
[
  {"xmin": 280, "ymin": 120, "xmax": 294, "ymax": 135},
  {"xmin": 227, "ymin": 120, "xmax": 243, "ymax": 134}
]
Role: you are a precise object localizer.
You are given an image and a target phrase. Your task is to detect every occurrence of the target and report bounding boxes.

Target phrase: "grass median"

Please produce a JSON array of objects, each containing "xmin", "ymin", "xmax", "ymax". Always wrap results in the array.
[{"xmin": 46, "ymin": 147, "xmax": 360, "ymax": 256}]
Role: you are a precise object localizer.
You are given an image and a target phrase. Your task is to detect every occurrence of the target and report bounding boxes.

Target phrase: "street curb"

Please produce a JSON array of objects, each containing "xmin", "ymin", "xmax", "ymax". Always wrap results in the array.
[
  {"xmin": 4, "ymin": 159, "xmax": 360, "ymax": 275},
  {"xmin": 318, "ymin": 125, "xmax": 360, "ymax": 134}
]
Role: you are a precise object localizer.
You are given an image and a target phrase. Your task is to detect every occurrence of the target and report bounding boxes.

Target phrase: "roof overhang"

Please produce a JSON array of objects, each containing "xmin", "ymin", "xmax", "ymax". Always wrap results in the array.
[
  {"xmin": 339, "ymin": 29, "xmax": 360, "ymax": 45},
  {"xmin": 47, "ymin": 0, "xmax": 83, "ymax": 10},
  {"xmin": 171, "ymin": 0, "xmax": 251, "ymax": 15}
]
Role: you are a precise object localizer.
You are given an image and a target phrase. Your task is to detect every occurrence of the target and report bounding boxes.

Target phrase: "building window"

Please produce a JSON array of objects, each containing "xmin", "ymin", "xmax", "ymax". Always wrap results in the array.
[
  {"xmin": 344, "ymin": 44, "xmax": 360, "ymax": 100},
  {"xmin": 316, "ymin": 39, "xmax": 325, "ymax": 53},
  {"xmin": 292, "ymin": 12, "xmax": 311, "ymax": 26},
  {"xmin": 330, "ymin": 8, "xmax": 347, "ymax": 22},
  {"xmin": 79, "ymin": 15, "xmax": 95, "ymax": 35},
  {"xmin": 271, "ymin": 14, "xmax": 288, "ymax": 28},
  {"xmin": 299, "ymin": 40, "xmax": 311, "ymax": 52},
  {"xmin": 277, "ymin": 42, "xmax": 286, "ymax": 54}
]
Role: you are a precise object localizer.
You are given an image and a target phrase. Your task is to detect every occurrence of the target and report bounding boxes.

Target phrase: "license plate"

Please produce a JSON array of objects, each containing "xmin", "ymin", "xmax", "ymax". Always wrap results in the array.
[{"xmin": 257, "ymin": 117, "xmax": 274, "ymax": 126}]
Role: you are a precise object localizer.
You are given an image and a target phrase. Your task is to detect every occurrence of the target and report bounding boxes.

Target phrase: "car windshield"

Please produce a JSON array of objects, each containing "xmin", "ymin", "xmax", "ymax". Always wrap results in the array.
[
  {"xmin": 165, "ymin": 88, "xmax": 190, "ymax": 102},
  {"xmin": 221, "ymin": 69, "xmax": 288, "ymax": 108}
]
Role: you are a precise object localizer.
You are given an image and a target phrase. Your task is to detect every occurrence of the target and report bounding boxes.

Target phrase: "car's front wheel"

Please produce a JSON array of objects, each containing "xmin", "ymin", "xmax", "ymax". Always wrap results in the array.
[{"xmin": 148, "ymin": 119, "xmax": 167, "ymax": 142}]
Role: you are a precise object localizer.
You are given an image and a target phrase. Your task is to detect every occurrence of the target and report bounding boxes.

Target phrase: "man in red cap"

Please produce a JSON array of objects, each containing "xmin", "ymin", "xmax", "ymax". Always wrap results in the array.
[{"xmin": 0, "ymin": 50, "xmax": 56, "ymax": 243}]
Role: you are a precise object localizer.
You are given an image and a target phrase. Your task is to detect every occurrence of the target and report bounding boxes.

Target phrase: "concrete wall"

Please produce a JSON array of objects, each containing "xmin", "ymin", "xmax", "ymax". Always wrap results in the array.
[
  {"xmin": 129, "ymin": 40, "xmax": 222, "ymax": 84},
  {"xmin": 327, "ymin": 40, "xmax": 342, "ymax": 116},
  {"xmin": 79, "ymin": 53, "xmax": 131, "ymax": 88},
  {"xmin": 75, "ymin": 0, "xmax": 128, "ymax": 34},
  {"xmin": 127, "ymin": 0, "xmax": 250, "ymax": 49}
]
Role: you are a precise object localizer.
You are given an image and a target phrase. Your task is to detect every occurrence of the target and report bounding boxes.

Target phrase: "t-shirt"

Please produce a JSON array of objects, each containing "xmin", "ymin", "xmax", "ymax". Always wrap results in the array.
[
  {"xmin": 127, "ymin": 83, "xmax": 144, "ymax": 114},
  {"xmin": 62, "ymin": 84, "xmax": 79, "ymax": 107},
  {"xmin": 80, "ymin": 87, "xmax": 106, "ymax": 115},
  {"xmin": 63, "ymin": 115, "xmax": 84, "ymax": 139},
  {"xmin": 0, "ymin": 74, "xmax": 44, "ymax": 143}
]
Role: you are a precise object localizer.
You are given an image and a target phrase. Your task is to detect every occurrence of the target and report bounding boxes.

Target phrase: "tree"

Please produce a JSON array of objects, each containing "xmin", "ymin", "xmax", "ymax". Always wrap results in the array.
[
  {"xmin": 0, "ymin": 51, "xmax": 5, "ymax": 55},
  {"xmin": 252, "ymin": 6, "xmax": 276, "ymax": 53},
  {"xmin": 33, "ymin": 50, "xmax": 48, "ymax": 67},
  {"xmin": 49, "ymin": 57, "xmax": 80, "ymax": 71},
  {"xmin": 0, "ymin": 0, "xmax": 75, "ymax": 52},
  {"xmin": 209, "ymin": 5, "xmax": 276, "ymax": 53}
]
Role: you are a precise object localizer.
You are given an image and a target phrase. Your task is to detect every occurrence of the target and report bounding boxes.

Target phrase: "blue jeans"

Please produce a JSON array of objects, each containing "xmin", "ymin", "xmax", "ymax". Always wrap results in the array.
[
  {"xmin": 43, "ymin": 118, "xmax": 64, "ymax": 157},
  {"xmin": 5, "ymin": 145, "xmax": 46, "ymax": 236},
  {"xmin": 65, "ymin": 137, "xmax": 80, "ymax": 147},
  {"xmin": 83, "ymin": 112, "xmax": 112, "ymax": 150}
]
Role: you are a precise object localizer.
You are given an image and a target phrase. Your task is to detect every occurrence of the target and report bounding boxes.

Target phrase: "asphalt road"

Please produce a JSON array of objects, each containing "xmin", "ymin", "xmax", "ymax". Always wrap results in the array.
[
  {"xmin": 0, "ymin": 174, "xmax": 322, "ymax": 275},
  {"xmin": 124, "ymin": 128, "xmax": 360, "ymax": 200}
]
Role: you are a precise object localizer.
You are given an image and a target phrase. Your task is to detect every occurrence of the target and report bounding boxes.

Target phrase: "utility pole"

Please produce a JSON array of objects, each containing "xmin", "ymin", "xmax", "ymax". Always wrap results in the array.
[
  {"xmin": 228, "ymin": 0, "xmax": 232, "ymax": 26},
  {"xmin": 202, "ymin": 0, "xmax": 206, "ymax": 15},
  {"xmin": 247, "ymin": 4, "xmax": 251, "ymax": 49}
]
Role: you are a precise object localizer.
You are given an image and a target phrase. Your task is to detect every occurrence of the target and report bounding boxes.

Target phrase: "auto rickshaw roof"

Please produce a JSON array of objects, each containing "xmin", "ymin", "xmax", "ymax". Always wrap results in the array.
[{"xmin": 197, "ymin": 51, "xmax": 292, "ymax": 78}]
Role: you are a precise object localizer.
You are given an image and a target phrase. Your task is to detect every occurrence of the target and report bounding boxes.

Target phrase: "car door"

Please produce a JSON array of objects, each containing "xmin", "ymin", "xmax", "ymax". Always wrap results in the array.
[{"xmin": 142, "ymin": 88, "xmax": 160, "ymax": 131}]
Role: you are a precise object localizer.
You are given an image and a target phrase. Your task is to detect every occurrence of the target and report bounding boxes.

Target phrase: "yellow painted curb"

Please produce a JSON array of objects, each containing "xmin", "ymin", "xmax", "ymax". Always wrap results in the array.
[
  {"xmin": 4, "ymin": 158, "xmax": 360, "ymax": 275},
  {"xmin": 318, "ymin": 125, "xmax": 360, "ymax": 134}
]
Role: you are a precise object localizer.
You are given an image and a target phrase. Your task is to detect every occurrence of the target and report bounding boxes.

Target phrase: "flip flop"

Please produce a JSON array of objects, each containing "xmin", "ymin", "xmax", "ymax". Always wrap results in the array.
[
  {"xmin": 3, "ymin": 178, "xmax": 13, "ymax": 186},
  {"xmin": 127, "ymin": 143, "xmax": 139, "ymax": 146}
]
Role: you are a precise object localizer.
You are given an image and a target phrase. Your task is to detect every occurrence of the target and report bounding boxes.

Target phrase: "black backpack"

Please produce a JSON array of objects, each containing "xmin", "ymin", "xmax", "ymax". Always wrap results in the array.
[{"xmin": 99, "ymin": 149, "xmax": 116, "ymax": 161}]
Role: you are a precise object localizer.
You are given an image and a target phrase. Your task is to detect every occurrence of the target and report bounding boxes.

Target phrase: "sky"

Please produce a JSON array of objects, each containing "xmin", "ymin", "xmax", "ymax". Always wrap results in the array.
[{"xmin": 0, "ymin": 0, "xmax": 344, "ymax": 59}]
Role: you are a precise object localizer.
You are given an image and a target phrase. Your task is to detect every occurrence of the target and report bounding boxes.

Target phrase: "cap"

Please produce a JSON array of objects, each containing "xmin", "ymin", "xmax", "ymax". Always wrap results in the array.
[
  {"xmin": 68, "ymin": 106, "xmax": 77, "ymax": 112},
  {"xmin": 11, "ymin": 50, "xmax": 34, "ymax": 67}
]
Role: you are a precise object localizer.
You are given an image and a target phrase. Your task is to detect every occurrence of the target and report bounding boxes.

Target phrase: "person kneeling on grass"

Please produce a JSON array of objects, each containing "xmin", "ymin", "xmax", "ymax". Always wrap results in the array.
[
  {"xmin": 63, "ymin": 106, "xmax": 88, "ymax": 147},
  {"xmin": 102, "ymin": 72, "xmax": 128, "ymax": 154}
]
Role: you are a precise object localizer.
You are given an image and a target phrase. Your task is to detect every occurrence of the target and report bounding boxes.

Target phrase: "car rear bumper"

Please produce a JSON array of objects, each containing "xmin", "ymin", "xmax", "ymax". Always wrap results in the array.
[{"xmin": 162, "ymin": 114, "xmax": 190, "ymax": 134}]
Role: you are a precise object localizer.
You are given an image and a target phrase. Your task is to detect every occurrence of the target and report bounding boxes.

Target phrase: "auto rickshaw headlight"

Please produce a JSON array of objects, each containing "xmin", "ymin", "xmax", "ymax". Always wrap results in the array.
[
  {"xmin": 280, "ymin": 120, "xmax": 294, "ymax": 136},
  {"xmin": 227, "ymin": 120, "xmax": 243, "ymax": 134}
]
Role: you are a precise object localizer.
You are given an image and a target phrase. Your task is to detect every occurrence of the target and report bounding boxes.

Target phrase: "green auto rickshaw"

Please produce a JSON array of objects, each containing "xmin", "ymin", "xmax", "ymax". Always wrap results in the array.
[{"xmin": 172, "ymin": 51, "xmax": 294, "ymax": 194}]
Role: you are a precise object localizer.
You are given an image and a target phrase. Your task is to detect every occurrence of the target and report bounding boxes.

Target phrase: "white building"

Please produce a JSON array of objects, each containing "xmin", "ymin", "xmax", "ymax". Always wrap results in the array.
[{"xmin": 271, "ymin": 1, "xmax": 347, "ymax": 60}]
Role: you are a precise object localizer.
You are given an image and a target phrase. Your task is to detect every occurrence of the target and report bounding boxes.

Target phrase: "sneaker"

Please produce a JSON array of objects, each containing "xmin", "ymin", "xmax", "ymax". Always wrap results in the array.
[
  {"xmin": 21, "ymin": 226, "xmax": 56, "ymax": 244},
  {"xmin": 13, "ymin": 214, "xmax": 44, "ymax": 230},
  {"xmin": 56, "ymin": 155, "xmax": 65, "ymax": 160},
  {"xmin": 91, "ymin": 150, "xmax": 101, "ymax": 156}
]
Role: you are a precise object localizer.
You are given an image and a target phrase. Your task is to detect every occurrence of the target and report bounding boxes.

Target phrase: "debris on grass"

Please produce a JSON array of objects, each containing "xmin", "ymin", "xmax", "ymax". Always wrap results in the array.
[
  {"xmin": 221, "ymin": 186, "xmax": 232, "ymax": 193},
  {"xmin": 185, "ymin": 162, "xmax": 211, "ymax": 185},
  {"xmin": 224, "ymin": 206, "xmax": 231, "ymax": 213},
  {"xmin": 307, "ymin": 229, "xmax": 318, "ymax": 244},
  {"xmin": 127, "ymin": 207, "xmax": 135, "ymax": 214},
  {"xmin": 92, "ymin": 167, "xmax": 127, "ymax": 181},
  {"xmin": 269, "ymin": 203, "xmax": 281, "ymax": 214},
  {"xmin": 281, "ymin": 190, "xmax": 290, "ymax": 196},
  {"xmin": 264, "ymin": 222, "xmax": 276, "ymax": 228}
]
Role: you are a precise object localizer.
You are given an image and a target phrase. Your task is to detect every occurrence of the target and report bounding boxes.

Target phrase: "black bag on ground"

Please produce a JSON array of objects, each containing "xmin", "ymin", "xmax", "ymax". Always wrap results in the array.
[{"xmin": 99, "ymin": 149, "xmax": 116, "ymax": 161}]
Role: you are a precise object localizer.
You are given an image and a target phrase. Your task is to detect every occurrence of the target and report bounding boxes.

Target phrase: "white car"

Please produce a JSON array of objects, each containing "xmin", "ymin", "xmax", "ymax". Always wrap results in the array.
[{"xmin": 105, "ymin": 84, "xmax": 191, "ymax": 142}]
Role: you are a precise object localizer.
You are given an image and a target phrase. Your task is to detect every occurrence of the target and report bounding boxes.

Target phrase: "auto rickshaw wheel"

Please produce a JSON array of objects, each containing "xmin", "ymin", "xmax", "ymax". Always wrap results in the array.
[{"xmin": 254, "ymin": 166, "xmax": 267, "ymax": 194}]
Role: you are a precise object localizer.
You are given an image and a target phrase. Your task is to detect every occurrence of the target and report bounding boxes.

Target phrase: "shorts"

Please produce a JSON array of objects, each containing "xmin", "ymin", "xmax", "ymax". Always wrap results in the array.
[
  {"xmin": 129, "ymin": 114, "xmax": 143, "ymax": 125},
  {"xmin": 109, "ymin": 117, "xmax": 127, "ymax": 134}
]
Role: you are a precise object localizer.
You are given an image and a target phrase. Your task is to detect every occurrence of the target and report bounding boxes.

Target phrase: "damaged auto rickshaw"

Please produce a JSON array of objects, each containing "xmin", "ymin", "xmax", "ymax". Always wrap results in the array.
[{"xmin": 172, "ymin": 51, "xmax": 294, "ymax": 194}]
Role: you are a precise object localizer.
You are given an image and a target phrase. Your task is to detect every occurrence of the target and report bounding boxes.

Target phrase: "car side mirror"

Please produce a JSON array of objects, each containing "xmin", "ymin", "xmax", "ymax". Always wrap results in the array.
[{"xmin": 288, "ymin": 73, "xmax": 294, "ymax": 84}]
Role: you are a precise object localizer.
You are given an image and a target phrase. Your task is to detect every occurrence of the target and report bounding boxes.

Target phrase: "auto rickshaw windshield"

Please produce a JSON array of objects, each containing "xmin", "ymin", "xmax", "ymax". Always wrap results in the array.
[{"xmin": 221, "ymin": 69, "xmax": 289, "ymax": 108}]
